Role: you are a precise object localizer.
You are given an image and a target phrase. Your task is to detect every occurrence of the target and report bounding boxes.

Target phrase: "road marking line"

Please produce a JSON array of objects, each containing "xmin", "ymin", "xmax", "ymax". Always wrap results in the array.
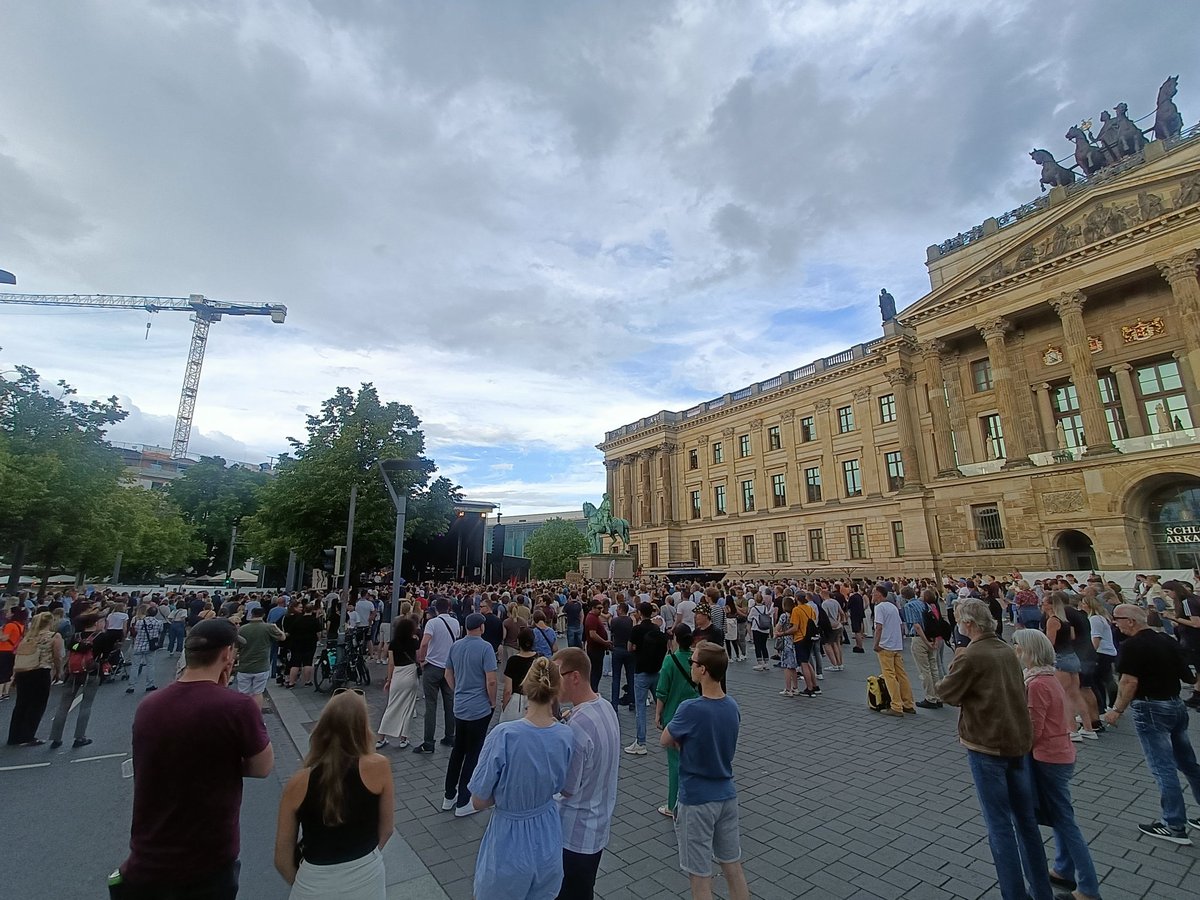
[
  {"xmin": 0, "ymin": 763, "xmax": 51, "ymax": 772},
  {"xmin": 71, "ymin": 753, "xmax": 127, "ymax": 763},
  {"xmin": 70, "ymin": 694, "xmax": 82, "ymax": 713}
]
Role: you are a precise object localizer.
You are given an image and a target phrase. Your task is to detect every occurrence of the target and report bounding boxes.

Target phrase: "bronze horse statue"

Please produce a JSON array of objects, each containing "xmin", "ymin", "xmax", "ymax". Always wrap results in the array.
[
  {"xmin": 1154, "ymin": 76, "xmax": 1183, "ymax": 141},
  {"xmin": 1112, "ymin": 103, "xmax": 1147, "ymax": 157},
  {"xmin": 1065, "ymin": 125, "xmax": 1107, "ymax": 176},
  {"xmin": 1031, "ymin": 148, "xmax": 1075, "ymax": 191}
]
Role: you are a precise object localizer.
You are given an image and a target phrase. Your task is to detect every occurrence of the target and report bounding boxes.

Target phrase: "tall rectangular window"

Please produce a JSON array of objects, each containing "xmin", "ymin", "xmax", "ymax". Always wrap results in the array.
[
  {"xmin": 1136, "ymin": 358, "xmax": 1193, "ymax": 432},
  {"xmin": 714, "ymin": 537, "xmax": 727, "ymax": 566},
  {"xmin": 884, "ymin": 450, "xmax": 905, "ymax": 491},
  {"xmin": 808, "ymin": 528, "xmax": 825, "ymax": 560},
  {"xmin": 741, "ymin": 479, "xmax": 755, "ymax": 512},
  {"xmin": 771, "ymin": 473, "xmax": 787, "ymax": 507},
  {"xmin": 773, "ymin": 531, "xmax": 789, "ymax": 562},
  {"xmin": 738, "ymin": 434, "xmax": 751, "ymax": 457},
  {"xmin": 743, "ymin": 534, "xmax": 756, "ymax": 564},
  {"xmin": 847, "ymin": 524, "xmax": 867, "ymax": 559},
  {"xmin": 690, "ymin": 490, "xmax": 701, "ymax": 519},
  {"xmin": 1097, "ymin": 373, "xmax": 1126, "ymax": 441},
  {"xmin": 689, "ymin": 540, "xmax": 701, "ymax": 566},
  {"xmin": 800, "ymin": 416, "xmax": 816, "ymax": 442},
  {"xmin": 712, "ymin": 441, "xmax": 724, "ymax": 463},
  {"xmin": 972, "ymin": 358, "xmax": 994, "ymax": 392},
  {"xmin": 837, "ymin": 405, "xmax": 855, "ymax": 433},
  {"xmin": 878, "ymin": 394, "xmax": 896, "ymax": 423},
  {"xmin": 1050, "ymin": 382, "xmax": 1084, "ymax": 448},
  {"xmin": 973, "ymin": 503, "xmax": 1005, "ymax": 549},
  {"xmin": 842, "ymin": 459, "xmax": 862, "ymax": 496},
  {"xmin": 688, "ymin": 448, "xmax": 698, "ymax": 470},
  {"xmin": 805, "ymin": 466, "xmax": 822, "ymax": 502},
  {"xmin": 892, "ymin": 521, "xmax": 905, "ymax": 557},
  {"xmin": 713, "ymin": 484, "xmax": 726, "ymax": 515},
  {"xmin": 767, "ymin": 426, "xmax": 781, "ymax": 450},
  {"xmin": 982, "ymin": 413, "xmax": 1006, "ymax": 459},
  {"xmin": 649, "ymin": 542, "xmax": 659, "ymax": 568}
]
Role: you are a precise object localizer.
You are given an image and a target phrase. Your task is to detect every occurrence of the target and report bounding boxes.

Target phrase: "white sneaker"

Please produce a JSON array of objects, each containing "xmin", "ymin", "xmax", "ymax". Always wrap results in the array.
[
  {"xmin": 624, "ymin": 742, "xmax": 648, "ymax": 755},
  {"xmin": 454, "ymin": 802, "xmax": 480, "ymax": 817},
  {"xmin": 779, "ymin": 689, "xmax": 792, "ymax": 695},
  {"xmin": 1069, "ymin": 731, "xmax": 1083, "ymax": 743},
  {"xmin": 817, "ymin": 674, "xmax": 824, "ymax": 680},
  {"xmin": 1077, "ymin": 729, "xmax": 1099, "ymax": 741},
  {"xmin": 441, "ymin": 796, "xmax": 457, "ymax": 811}
]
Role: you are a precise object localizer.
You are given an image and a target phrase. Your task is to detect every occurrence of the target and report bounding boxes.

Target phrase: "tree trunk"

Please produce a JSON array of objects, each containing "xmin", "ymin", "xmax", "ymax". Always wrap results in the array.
[
  {"xmin": 37, "ymin": 557, "xmax": 53, "ymax": 600},
  {"xmin": 5, "ymin": 540, "xmax": 25, "ymax": 595}
]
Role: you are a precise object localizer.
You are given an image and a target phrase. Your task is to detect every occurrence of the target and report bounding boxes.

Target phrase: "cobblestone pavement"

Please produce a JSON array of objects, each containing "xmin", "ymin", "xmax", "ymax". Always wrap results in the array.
[{"xmin": 271, "ymin": 640, "xmax": 1200, "ymax": 900}]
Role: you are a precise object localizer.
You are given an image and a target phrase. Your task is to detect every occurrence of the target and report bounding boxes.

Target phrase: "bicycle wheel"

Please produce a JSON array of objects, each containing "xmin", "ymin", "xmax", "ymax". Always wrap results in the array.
[
  {"xmin": 355, "ymin": 657, "xmax": 371, "ymax": 686},
  {"xmin": 314, "ymin": 656, "xmax": 330, "ymax": 693},
  {"xmin": 331, "ymin": 663, "xmax": 348, "ymax": 691}
]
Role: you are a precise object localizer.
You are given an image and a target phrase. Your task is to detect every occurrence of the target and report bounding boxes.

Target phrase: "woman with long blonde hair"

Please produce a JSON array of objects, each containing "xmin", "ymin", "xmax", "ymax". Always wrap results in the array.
[
  {"xmin": 468, "ymin": 655, "xmax": 574, "ymax": 899},
  {"xmin": 275, "ymin": 689, "xmax": 394, "ymax": 898},
  {"xmin": 7, "ymin": 611, "xmax": 63, "ymax": 746}
]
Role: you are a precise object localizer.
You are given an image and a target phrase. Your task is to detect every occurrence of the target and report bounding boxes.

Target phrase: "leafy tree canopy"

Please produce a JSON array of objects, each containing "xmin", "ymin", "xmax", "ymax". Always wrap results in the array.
[
  {"xmin": 525, "ymin": 518, "xmax": 589, "ymax": 579},
  {"xmin": 240, "ymin": 383, "xmax": 462, "ymax": 573},
  {"xmin": 169, "ymin": 456, "xmax": 269, "ymax": 576}
]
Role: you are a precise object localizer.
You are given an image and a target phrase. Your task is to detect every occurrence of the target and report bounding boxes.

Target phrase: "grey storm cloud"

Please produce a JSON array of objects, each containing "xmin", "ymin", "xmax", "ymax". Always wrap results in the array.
[{"xmin": 0, "ymin": 0, "xmax": 1196, "ymax": 498}]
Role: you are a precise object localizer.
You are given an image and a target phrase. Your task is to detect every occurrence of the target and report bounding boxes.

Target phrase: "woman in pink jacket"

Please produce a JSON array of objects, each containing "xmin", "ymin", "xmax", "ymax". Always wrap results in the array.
[{"xmin": 1013, "ymin": 629, "xmax": 1101, "ymax": 900}]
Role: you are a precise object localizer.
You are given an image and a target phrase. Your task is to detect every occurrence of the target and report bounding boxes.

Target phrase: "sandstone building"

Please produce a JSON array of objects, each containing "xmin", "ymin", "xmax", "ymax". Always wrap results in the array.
[{"xmin": 598, "ymin": 126, "xmax": 1200, "ymax": 579}]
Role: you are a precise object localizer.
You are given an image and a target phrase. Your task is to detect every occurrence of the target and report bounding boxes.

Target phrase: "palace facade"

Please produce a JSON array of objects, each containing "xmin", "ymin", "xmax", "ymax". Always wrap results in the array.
[{"xmin": 598, "ymin": 126, "xmax": 1200, "ymax": 580}]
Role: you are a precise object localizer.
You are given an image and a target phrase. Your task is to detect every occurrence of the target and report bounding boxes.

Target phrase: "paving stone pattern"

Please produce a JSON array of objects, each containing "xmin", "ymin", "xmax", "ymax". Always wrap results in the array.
[{"xmin": 278, "ymin": 643, "xmax": 1200, "ymax": 899}]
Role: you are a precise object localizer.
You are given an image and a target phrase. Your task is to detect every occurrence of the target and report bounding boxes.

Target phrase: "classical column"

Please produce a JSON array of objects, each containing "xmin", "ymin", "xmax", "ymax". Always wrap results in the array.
[
  {"xmin": 621, "ymin": 453, "xmax": 637, "ymax": 523},
  {"xmin": 852, "ymin": 386, "xmax": 881, "ymax": 496},
  {"xmin": 658, "ymin": 442, "xmax": 677, "ymax": 524},
  {"xmin": 1110, "ymin": 363, "xmax": 1144, "ymax": 438},
  {"xmin": 885, "ymin": 367, "xmax": 923, "ymax": 489},
  {"xmin": 1049, "ymin": 291, "xmax": 1115, "ymax": 455},
  {"xmin": 1033, "ymin": 383, "xmax": 1057, "ymax": 446},
  {"xmin": 780, "ymin": 410, "xmax": 800, "ymax": 507},
  {"xmin": 977, "ymin": 317, "xmax": 1031, "ymax": 466},
  {"xmin": 918, "ymin": 340, "xmax": 959, "ymax": 476},
  {"xmin": 815, "ymin": 398, "xmax": 836, "ymax": 501},
  {"xmin": 1157, "ymin": 251, "xmax": 1200, "ymax": 385},
  {"xmin": 604, "ymin": 458, "xmax": 619, "ymax": 504},
  {"xmin": 640, "ymin": 449, "xmax": 655, "ymax": 525},
  {"xmin": 940, "ymin": 347, "xmax": 976, "ymax": 465}
]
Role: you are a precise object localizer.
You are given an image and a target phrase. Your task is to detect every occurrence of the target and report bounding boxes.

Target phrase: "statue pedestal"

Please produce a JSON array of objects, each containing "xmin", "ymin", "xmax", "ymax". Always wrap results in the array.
[{"xmin": 577, "ymin": 554, "xmax": 634, "ymax": 581}]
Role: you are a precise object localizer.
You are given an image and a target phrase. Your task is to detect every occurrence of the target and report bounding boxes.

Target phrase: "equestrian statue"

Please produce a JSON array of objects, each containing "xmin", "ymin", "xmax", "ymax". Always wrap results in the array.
[
  {"xmin": 583, "ymin": 493, "xmax": 631, "ymax": 554},
  {"xmin": 1031, "ymin": 149, "xmax": 1075, "ymax": 191}
]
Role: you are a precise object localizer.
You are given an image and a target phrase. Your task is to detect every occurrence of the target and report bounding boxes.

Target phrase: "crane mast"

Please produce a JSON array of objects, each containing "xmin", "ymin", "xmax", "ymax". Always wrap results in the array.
[{"xmin": 0, "ymin": 292, "xmax": 287, "ymax": 458}]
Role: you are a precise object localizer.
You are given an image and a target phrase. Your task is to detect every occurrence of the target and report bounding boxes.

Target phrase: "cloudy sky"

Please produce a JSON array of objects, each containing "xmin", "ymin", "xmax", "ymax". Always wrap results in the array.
[{"xmin": 1, "ymin": 1, "xmax": 1194, "ymax": 513}]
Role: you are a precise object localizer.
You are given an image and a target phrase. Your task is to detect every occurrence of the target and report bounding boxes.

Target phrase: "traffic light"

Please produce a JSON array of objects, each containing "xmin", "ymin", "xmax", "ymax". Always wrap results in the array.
[{"xmin": 320, "ymin": 547, "xmax": 346, "ymax": 577}]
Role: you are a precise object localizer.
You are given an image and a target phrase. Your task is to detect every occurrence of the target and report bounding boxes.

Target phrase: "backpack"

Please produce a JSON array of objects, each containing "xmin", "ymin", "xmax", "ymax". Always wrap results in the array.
[
  {"xmin": 867, "ymin": 674, "xmax": 891, "ymax": 712},
  {"xmin": 753, "ymin": 605, "xmax": 773, "ymax": 632},
  {"xmin": 922, "ymin": 604, "xmax": 951, "ymax": 642},
  {"xmin": 67, "ymin": 633, "xmax": 97, "ymax": 676}
]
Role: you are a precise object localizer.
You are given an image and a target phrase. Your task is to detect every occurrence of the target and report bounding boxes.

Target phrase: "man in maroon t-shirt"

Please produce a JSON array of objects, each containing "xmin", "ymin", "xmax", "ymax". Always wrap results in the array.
[{"xmin": 111, "ymin": 618, "xmax": 274, "ymax": 899}]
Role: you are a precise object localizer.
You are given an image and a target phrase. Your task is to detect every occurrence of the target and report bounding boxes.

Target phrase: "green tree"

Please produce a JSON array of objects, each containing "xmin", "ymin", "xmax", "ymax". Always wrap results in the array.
[
  {"xmin": 86, "ymin": 488, "xmax": 204, "ymax": 583},
  {"xmin": 525, "ymin": 518, "xmax": 589, "ymax": 579},
  {"xmin": 169, "ymin": 456, "xmax": 269, "ymax": 575},
  {"xmin": 240, "ymin": 383, "xmax": 461, "ymax": 575}
]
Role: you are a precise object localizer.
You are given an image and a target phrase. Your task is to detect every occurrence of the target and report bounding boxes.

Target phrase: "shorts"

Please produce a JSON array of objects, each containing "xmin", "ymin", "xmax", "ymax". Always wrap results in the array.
[
  {"xmin": 1054, "ymin": 651, "xmax": 1081, "ymax": 674},
  {"xmin": 377, "ymin": 622, "xmax": 392, "ymax": 645},
  {"xmin": 290, "ymin": 644, "xmax": 316, "ymax": 667},
  {"xmin": 794, "ymin": 641, "xmax": 813, "ymax": 665},
  {"xmin": 235, "ymin": 671, "xmax": 269, "ymax": 695},
  {"xmin": 674, "ymin": 798, "xmax": 742, "ymax": 877},
  {"xmin": 850, "ymin": 614, "xmax": 865, "ymax": 633}
]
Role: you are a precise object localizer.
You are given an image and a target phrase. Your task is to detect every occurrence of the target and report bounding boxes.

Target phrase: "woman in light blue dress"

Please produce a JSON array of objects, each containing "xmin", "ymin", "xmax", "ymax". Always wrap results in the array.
[{"xmin": 468, "ymin": 656, "xmax": 574, "ymax": 900}]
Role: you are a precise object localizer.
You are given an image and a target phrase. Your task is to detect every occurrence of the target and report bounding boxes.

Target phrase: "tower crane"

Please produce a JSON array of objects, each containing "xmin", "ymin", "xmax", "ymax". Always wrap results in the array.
[{"xmin": 0, "ymin": 292, "xmax": 286, "ymax": 459}]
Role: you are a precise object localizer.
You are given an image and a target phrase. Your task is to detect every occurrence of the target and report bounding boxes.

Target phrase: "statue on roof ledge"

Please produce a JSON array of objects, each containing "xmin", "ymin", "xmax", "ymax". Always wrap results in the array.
[{"xmin": 878, "ymin": 288, "xmax": 897, "ymax": 323}]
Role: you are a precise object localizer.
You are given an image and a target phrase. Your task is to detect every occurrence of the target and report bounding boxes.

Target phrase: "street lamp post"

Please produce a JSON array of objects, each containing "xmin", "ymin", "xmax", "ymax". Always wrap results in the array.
[{"xmin": 379, "ymin": 459, "xmax": 421, "ymax": 624}]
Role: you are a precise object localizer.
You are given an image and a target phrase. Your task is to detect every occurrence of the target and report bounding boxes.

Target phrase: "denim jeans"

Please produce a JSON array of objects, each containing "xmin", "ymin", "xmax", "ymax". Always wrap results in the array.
[
  {"xmin": 167, "ymin": 621, "xmax": 186, "ymax": 653},
  {"xmin": 610, "ymin": 648, "xmax": 634, "ymax": 710},
  {"xmin": 1031, "ymin": 760, "xmax": 1099, "ymax": 897},
  {"xmin": 965, "ymin": 750, "xmax": 1053, "ymax": 900},
  {"xmin": 130, "ymin": 650, "xmax": 156, "ymax": 689},
  {"xmin": 566, "ymin": 625, "xmax": 583, "ymax": 648},
  {"xmin": 420, "ymin": 664, "xmax": 455, "ymax": 746},
  {"xmin": 633, "ymin": 671, "xmax": 657, "ymax": 744},
  {"xmin": 1131, "ymin": 697, "xmax": 1200, "ymax": 832}
]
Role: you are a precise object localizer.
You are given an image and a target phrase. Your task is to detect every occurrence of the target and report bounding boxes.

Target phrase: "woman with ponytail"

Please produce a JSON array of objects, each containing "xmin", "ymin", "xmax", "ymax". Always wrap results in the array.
[
  {"xmin": 468, "ymin": 655, "xmax": 574, "ymax": 899},
  {"xmin": 274, "ymin": 689, "xmax": 395, "ymax": 898}
]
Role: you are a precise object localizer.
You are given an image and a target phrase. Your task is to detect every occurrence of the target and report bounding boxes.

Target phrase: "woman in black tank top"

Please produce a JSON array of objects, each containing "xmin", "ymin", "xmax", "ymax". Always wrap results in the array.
[{"xmin": 274, "ymin": 690, "xmax": 395, "ymax": 898}]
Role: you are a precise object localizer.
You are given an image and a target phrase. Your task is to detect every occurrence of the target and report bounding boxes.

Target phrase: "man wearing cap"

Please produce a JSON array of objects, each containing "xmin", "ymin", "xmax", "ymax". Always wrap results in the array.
[
  {"xmin": 441, "ymin": 612, "xmax": 497, "ymax": 817},
  {"xmin": 1102, "ymin": 603, "xmax": 1200, "ymax": 845},
  {"xmin": 112, "ymin": 618, "xmax": 273, "ymax": 899}
]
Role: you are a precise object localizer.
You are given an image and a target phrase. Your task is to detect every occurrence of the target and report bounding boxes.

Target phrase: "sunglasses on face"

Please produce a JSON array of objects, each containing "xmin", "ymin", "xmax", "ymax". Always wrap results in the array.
[{"xmin": 333, "ymin": 688, "xmax": 365, "ymax": 696}]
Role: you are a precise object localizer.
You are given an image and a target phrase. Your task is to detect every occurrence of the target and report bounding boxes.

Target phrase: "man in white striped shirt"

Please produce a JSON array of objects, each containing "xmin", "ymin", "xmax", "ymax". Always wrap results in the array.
[{"xmin": 553, "ymin": 647, "xmax": 620, "ymax": 900}]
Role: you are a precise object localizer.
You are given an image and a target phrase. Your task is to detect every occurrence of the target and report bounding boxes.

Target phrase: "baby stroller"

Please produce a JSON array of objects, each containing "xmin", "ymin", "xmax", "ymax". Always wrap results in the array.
[{"xmin": 98, "ymin": 645, "xmax": 130, "ymax": 683}]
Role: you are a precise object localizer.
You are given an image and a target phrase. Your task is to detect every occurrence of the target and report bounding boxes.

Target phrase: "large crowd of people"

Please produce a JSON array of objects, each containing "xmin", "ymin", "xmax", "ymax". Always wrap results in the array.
[{"xmin": 1, "ymin": 566, "xmax": 1198, "ymax": 899}]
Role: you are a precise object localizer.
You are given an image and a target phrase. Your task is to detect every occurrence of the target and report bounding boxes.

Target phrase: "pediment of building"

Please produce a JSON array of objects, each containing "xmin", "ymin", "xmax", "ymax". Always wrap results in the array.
[{"xmin": 900, "ymin": 156, "xmax": 1200, "ymax": 328}]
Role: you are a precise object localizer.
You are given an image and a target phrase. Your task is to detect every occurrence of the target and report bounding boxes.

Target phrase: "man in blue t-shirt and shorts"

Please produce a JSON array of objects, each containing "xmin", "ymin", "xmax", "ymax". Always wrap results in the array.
[{"xmin": 660, "ymin": 640, "xmax": 750, "ymax": 900}]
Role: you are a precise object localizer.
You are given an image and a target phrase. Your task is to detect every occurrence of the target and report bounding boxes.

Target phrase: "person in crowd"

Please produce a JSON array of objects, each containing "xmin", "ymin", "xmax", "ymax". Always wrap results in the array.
[
  {"xmin": 274, "ymin": 688, "xmax": 394, "ymax": 898},
  {"xmin": 1013, "ymin": 579, "xmax": 1042, "ymax": 629},
  {"xmin": 563, "ymin": 592, "xmax": 584, "ymax": 649},
  {"xmin": 376, "ymin": 616, "xmax": 423, "ymax": 750},
  {"xmin": 49, "ymin": 612, "xmax": 110, "ymax": 749},
  {"xmin": 848, "ymin": 585, "xmax": 867, "ymax": 654},
  {"xmin": 167, "ymin": 599, "xmax": 188, "ymax": 654},
  {"xmin": 284, "ymin": 601, "xmax": 321, "ymax": 688},
  {"xmin": 1013, "ymin": 629, "xmax": 1101, "ymax": 900},
  {"xmin": 413, "ymin": 596, "xmax": 461, "ymax": 754},
  {"xmin": 907, "ymin": 588, "xmax": 944, "ymax": 710},
  {"xmin": 1102, "ymin": 603, "xmax": 1200, "ymax": 845},
  {"xmin": 1041, "ymin": 592, "xmax": 1097, "ymax": 741},
  {"xmin": 1081, "ymin": 594, "xmax": 1118, "ymax": 719},
  {"xmin": 626, "ymin": 602, "xmax": 669, "ymax": 755},
  {"xmin": 112, "ymin": 618, "xmax": 273, "ymax": 899},
  {"xmin": 1161, "ymin": 579, "xmax": 1200, "ymax": 709},
  {"xmin": 660, "ymin": 641, "xmax": 750, "ymax": 900},
  {"xmin": 654, "ymin": 623, "xmax": 700, "ymax": 817},
  {"xmin": 236, "ymin": 606, "xmax": 286, "ymax": 710},
  {"xmin": 266, "ymin": 595, "xmax": 289, "ymax": 678},
  {"xmin": 789, "ymin": 592, "xmax": 819, "ymax": 696},
  {"xmin": 500, "ymin": 602, "xmax": 523, "ymax": 669},
  {"xmin": 608, "ymin": 601, "xmax": 635, "ymax": 710},
  {"xmin": 468, "ymin": 656, "xmax": 574, "ymax": 900},
  {"xmin": 582, "ymin": 598, "xmax": 611, "ymax": 694},
  {"xmin": 480, "ymin": 598, "xmax": 504, "ymax": 655},
  {"xmin": 6, "ymin": 611, "xmax": 63, "ymax": 746},
  {"xmin": 126, "ymin": 604, "xmax": 164, "ymax": 695},
  {"xmin": 776, "ymin": 598, "xmax": 799, "ymax": 696},
  {"xmin": 441, "ymin": 613, "xmax": 497, "ymax": 816},
  {"xmin": 936, "ymin": 598, "xmax": 1052, "ymax": 900},
  {"xmin": 531, "ymin": 610, "xmax": 558, "ymax": 660},
  {"xmin": 873, "ymin": 584, "xmax": 915, "ymax": 716},
  {"xmin": 748, "ymin": 592, "xmax": 773, "ymax": 670},
  {"xmin": 820, "ymin": 590, "xmax": 845, "ymax": 671},
  {"xmin": 552, "ymin": 647, "xmax": 621, "ymax": 900},
  {"xmin": 500, "ymin": 628, "xmax": 538, "ymax": 723},
  {"xmin": 0, "ymin": 605, "xmax": 27, "ymax": 701}
]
